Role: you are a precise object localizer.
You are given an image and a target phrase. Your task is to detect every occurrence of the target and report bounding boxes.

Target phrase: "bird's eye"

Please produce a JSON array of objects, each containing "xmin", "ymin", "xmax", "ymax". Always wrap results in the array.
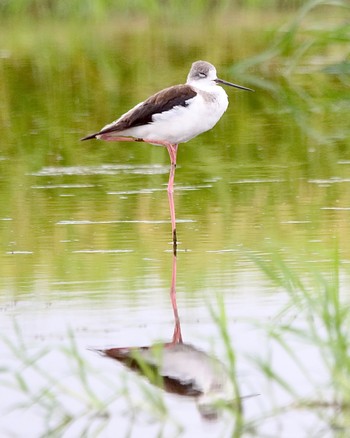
[{"xmin": 198, "ymin": 72, "xmax": 206, "ymax": 78}]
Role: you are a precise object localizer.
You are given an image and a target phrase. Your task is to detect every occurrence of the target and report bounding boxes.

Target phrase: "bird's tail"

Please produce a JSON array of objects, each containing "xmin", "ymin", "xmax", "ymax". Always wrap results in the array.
[{"xmin": 80, "ymin": 132, "xmax": 98, "ymax": 141}]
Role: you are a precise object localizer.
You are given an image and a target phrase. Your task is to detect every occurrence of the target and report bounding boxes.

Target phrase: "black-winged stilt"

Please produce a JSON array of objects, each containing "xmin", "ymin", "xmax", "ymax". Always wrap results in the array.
[{"xmin": 81, "ymin": 61, "xmax": 253, "ymax": 249}]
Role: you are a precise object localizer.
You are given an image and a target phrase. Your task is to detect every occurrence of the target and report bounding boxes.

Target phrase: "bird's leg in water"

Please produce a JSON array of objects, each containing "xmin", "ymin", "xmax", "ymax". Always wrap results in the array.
[
  {"xmin": 166, "ymin": 144, "xmax": 178, "ymax": 252},
  {"xmin": 170, "ymin": 252, "xmax": 182, "ymax": 343}
]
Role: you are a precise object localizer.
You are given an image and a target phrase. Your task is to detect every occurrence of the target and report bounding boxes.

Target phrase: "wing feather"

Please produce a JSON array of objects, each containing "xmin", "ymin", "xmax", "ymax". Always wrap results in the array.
[{"xmin": 81, "ymin": 84, "xmax": 197, "ymax": 140}]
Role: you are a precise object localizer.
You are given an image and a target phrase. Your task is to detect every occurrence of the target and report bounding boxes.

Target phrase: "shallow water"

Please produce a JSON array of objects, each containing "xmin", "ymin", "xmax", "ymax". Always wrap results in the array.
[{"xmin": 1, "ymin": 14, "xmax": 350, "ymax": 437}]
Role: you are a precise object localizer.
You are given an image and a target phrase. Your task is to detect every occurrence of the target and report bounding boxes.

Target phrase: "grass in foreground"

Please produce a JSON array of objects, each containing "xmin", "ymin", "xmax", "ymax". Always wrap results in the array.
[{"xmin": 248, "ymin": 249, "xmax": 350, "ymax": 434}]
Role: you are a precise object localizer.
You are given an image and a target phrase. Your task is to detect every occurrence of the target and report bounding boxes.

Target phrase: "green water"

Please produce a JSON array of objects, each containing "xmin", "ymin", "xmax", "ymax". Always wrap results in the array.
[
  {"xmin": 1, "ymin": 9, "xmax": 350, "ymax": 437},
  {"xmin": 1, "ymin": 19, "xmax": 349, "ymax": 293}
]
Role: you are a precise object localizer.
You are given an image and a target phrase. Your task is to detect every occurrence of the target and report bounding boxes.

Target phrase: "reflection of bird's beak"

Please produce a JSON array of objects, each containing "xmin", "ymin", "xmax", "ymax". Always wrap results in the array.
[{"xmin": 215, "ymin": 78, "xmax": 254, "ymax": 92}]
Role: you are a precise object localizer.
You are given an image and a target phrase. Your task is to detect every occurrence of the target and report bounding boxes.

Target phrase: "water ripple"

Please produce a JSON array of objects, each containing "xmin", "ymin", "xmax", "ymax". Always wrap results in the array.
[
  {"xmin": 56, "ymin": 219, "xmax": 196, "ymax": 225},
  {"xmin": 30, "ymin": 164, "xmax": 169, "ymax": 177}
]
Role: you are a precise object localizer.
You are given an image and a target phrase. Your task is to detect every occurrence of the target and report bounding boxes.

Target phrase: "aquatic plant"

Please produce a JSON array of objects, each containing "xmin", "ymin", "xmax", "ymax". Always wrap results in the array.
[
  {"xmin": 230, "ymin": 0, "xmax": 350, "ymax": 142},
  {"xmin": 248, "ymin": 249, "xmax": 350, "ymax": 433}
]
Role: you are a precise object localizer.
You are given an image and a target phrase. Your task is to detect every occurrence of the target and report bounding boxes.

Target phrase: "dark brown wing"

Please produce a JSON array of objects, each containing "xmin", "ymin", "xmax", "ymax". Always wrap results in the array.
[
  {"xmin": 81, "ymin": 84, "xmax": 197, "ymax": 140},
  {"xmin": 99, "ymin": 345, "xmax": 202, "ymax": 397}
]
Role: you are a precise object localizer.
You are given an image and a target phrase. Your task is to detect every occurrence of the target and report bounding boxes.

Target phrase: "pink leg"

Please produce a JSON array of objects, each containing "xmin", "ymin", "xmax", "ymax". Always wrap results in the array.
[
  {"xmin": 98, "ymin": 135, "xmax": 174, "ymax": 152},
  {"xmin": 170, "ymin": 252, "xmax": 182, "ymax": 344},
  {"xmin": 165, "ymin": 144, "xmax": 178, "ymax": 249}
]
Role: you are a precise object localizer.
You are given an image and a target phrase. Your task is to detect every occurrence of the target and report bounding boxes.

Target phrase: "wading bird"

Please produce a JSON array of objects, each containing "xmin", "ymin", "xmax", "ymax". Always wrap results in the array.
[{"xmin": 81, "ymin": 61, "xmax": 253, "ymax": 250}]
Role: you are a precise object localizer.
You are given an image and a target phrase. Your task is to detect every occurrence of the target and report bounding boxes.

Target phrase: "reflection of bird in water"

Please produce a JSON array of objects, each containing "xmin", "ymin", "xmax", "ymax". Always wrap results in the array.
[
  {"xmin": 81, "ymin": 61, "xmax": 253, "ymax": 247},
  {"xmin": 96, "ymin": 255, "xmax": 234, "ymax": 419},
  {"xmin": 99, "ymin": 342, "xmax": 235, "ymax": 420},
  {"xmin": 94, "ymin": 254, "xmax": 257, "ymax": 418}
]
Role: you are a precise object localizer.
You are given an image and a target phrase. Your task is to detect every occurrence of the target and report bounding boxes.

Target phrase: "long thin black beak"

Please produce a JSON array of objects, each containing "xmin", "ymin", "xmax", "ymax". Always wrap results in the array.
[{"xmin": 215, "ymin": 78, "xmax": 254, "ymax": 92}]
